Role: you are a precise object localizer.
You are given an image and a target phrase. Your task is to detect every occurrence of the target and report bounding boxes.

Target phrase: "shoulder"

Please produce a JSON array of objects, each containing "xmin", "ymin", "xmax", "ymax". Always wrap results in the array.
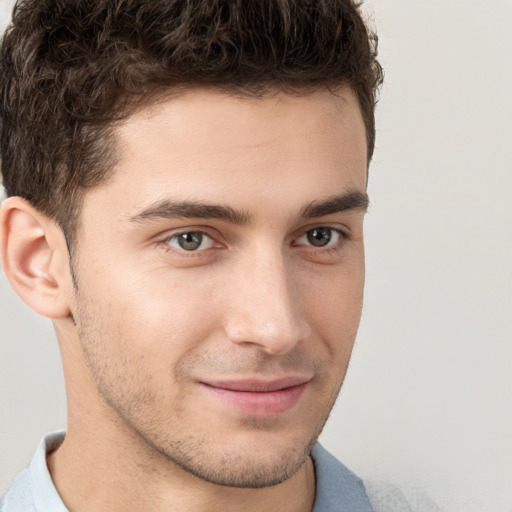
[
  {"xmin": 311, "ymin": 443, "xmax": 374, "ymax": 512},
  {"xmin": 1, "ymin": 467, "xmax": 35, "ymax": 512},
  {"xmin": 310, "ymin": 444, "xmax": 442, "ymax": 512},
  {"xmin": 1, "ymin": 432, "xmax": 68, "ymax": 512}
]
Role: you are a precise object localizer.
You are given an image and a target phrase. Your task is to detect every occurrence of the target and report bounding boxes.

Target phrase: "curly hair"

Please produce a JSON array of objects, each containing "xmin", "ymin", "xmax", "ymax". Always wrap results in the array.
[{"xmin": 0, "ymin": 0, "xmax": 383, "ymax": 242}]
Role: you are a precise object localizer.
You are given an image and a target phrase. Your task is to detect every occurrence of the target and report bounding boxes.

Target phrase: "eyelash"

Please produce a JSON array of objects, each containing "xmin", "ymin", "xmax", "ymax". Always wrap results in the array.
[
  {"xmin": 160, "ymin": 230, "xmax": 220, "ymax": 257},
  {"xmin": 292, "ymin": 227, "xmax": 348, "ymax": 251},
  {"xmin": 159, "ymin": 226, "xmax": 349, "ymax": 256}
]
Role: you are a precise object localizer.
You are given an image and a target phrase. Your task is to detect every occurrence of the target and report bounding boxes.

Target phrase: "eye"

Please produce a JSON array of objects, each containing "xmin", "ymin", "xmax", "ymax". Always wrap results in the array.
[
  {"xmin": 165, "ymin": 231, "xmax": 215, "ymax": 251},
  {"xmin": 295, "ymin": 227, "xmax": 342, "ymax": 248}
]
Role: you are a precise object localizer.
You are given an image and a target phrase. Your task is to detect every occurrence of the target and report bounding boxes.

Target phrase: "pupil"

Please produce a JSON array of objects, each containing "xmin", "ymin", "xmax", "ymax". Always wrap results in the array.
[
  {"xmin": 307, "ymin": 228, "xmax": 331, "ymax": 247},
  {"xmin": 178, "ymin": 232, "xmax": 202, "ymax": 250}
]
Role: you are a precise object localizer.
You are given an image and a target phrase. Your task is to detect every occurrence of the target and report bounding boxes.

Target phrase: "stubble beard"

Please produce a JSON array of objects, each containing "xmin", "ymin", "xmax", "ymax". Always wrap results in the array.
[
  {"xmin": 72, "ymin": 287, "xmax": 349, "ymax": 489},
  {"xmin": 101, "ymin": 379, "xmax": 343, "ymax": 489}
]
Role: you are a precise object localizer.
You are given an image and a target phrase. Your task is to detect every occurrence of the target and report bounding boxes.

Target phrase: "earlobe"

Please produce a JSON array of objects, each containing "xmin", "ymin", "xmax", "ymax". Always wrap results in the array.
[{"xmin": 1, "ymin": 197, "xmax": 72, "ymax": 319}]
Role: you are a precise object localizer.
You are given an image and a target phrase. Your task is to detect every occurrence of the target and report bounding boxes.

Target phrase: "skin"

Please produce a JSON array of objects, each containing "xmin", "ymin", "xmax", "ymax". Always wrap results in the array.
[{"xmin": 1, "ymin": 87, "xmax": 368, "ymax": 511}]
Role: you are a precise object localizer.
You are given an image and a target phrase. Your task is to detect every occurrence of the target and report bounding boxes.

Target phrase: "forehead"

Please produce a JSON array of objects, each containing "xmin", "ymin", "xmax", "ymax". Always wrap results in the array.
[
  {"xmin": 81, "ymin": 87, "xmax": 367, "ymax": 222},
  {"xmin": 119, "ymin": 87, "xmax": 365, "ymax": 158}
]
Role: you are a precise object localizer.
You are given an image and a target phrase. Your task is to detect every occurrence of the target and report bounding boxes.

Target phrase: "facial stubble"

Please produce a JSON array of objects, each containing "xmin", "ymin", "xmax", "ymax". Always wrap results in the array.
[{"xmin": 71, "ymin": 271, "xmax": 352, "ymax": 489}]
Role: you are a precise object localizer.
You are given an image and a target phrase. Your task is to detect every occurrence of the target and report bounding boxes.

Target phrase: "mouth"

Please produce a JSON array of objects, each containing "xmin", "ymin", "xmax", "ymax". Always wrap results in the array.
[{"xmin": 199, "ymin": 377, "xmax": 311, "ymax": 416}]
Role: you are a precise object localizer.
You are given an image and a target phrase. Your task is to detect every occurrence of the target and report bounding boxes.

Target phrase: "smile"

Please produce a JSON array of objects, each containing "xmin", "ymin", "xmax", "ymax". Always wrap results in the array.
[{"xmin": 200, "ymin": 377, "xmax": 310, "ymax": 416}]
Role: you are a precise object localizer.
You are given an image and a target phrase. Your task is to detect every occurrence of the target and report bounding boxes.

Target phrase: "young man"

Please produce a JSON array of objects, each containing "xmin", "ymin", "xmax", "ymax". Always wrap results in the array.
[{"xmin": 0, "ymin": 1, "xmax": 384, "ymax": 510}]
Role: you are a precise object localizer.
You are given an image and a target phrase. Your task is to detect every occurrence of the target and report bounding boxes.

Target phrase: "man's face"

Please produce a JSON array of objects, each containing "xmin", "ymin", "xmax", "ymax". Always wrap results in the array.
[{"xmin": 69, "ymin": 88, "xmax": 368, "ymax": 487}]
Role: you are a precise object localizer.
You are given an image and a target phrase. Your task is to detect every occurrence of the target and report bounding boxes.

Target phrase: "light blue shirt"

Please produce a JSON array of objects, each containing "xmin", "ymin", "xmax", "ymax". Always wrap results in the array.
[
  {"xmin": 1, "ymin": 432, "xmax": 375, "ymax": 511},
  {"xmin": 1, "ymin": 433, "xmax": 68, "ymax": 512}
]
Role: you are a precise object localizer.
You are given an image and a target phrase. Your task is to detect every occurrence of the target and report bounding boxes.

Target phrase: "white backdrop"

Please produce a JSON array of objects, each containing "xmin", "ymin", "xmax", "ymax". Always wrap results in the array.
[{"xmin": 1, "ymin": 1, "xmax": 511, "ymax": 511}]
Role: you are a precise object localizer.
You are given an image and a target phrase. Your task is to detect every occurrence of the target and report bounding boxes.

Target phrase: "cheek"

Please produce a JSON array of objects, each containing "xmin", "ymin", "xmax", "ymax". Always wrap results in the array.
[
  {"xmin": 301, "ymin": 261, "xmax": 364, "ymax": 353},
  {"xmin": 82, "ymin": 243, "xmax": 209, "ymax": 315},
  {"xmin": 76, "ymin": 258, "xmax": 226, "ymax": 374}
]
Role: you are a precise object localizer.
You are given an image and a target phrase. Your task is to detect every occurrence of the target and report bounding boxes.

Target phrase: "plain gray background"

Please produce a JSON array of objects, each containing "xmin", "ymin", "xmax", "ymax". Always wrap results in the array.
[{"xmin": 1, "ymin": 1, "xmax": 511, "ymax": 511}]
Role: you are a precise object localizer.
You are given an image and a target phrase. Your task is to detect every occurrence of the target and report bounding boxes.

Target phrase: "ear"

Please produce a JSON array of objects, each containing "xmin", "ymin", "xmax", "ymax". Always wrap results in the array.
[{"xmin": 1, "ymin": 196, "xmax": 72, "ymax": 319}]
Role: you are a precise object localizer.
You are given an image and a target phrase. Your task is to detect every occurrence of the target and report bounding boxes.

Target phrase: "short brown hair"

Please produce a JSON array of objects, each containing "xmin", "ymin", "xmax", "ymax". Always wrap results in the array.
[{"xmin": 0, "ymin": 0, "xmax": 383, "ymax": 243}]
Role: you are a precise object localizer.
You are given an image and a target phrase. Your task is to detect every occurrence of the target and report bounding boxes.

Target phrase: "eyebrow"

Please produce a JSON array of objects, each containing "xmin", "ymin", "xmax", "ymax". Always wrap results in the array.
[
  {"xmin": 300, "ymin": 191, "xmax": 369, "ymax": 218},
  {"xmin": 128, "ymin": 190, "xmax": 369, "ymax": 225},
  {"xmin": 129, "ymin": 200, "xmax": 251, "ymax": 225}
]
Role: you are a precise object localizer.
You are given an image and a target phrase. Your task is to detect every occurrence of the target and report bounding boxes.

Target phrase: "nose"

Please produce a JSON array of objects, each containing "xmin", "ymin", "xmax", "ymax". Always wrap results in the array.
[{"xmin": 223, "ymin": 249, "xmax": 311, "ymax": 355}]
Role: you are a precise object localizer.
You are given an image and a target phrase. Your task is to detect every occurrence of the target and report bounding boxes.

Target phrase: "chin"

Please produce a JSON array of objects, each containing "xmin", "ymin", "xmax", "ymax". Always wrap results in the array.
[
  {"xmin": 149, "ymin": 426, "xmax": 318, "ymax": 489},
  {"xmin": 175, "ymin": 447, "xmax": 311, "ymax": 489}
]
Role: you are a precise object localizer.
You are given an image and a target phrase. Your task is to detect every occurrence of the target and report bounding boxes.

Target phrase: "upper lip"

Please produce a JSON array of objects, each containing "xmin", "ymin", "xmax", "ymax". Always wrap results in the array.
[{"xmin": 201, "ymin": 377, "xmax": 311, "ymax": 392}]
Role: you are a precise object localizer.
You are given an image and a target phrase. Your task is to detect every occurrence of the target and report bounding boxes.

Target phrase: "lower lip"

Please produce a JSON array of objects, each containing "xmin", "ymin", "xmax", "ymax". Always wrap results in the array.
[{"xmin": 201, "ymin": 383, "xmax": 307, "ymax": 416}]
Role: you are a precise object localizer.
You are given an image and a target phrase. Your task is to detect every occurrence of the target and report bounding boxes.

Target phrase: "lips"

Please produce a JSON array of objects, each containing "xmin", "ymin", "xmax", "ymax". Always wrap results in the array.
[{"xmin": 200, "ymin": 377, "xmax": 310, "ymax": 416}]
